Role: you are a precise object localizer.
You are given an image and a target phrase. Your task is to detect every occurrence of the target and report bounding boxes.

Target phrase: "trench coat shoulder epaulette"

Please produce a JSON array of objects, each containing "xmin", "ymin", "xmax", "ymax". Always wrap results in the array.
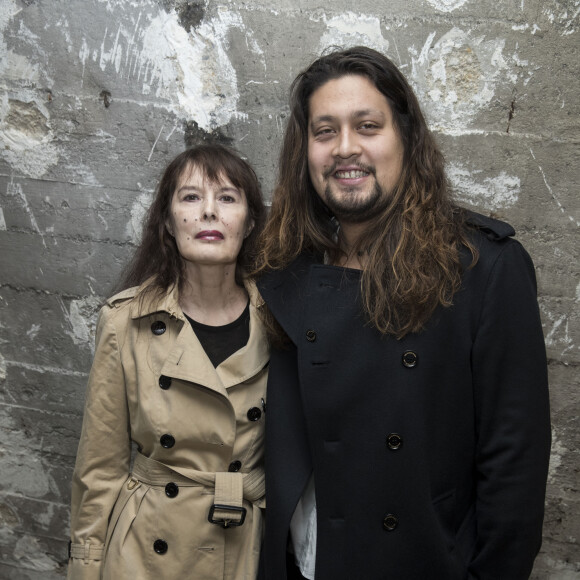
[
  {"xmin": 463, "ymin": 209, "xmax": 516, "ymax": 241},
  {"xmin": 105, "ymin": 286, "xmax": 139, "ymax": 308}
]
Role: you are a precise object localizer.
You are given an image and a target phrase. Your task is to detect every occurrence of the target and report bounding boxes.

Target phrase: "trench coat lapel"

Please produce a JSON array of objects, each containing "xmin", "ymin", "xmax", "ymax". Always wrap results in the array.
[
  {"xmin": 216, "ymin": 284, "xmax": 269, "ymax": 387},
  {"xmin": 160, "ymin": 321, "xmax": 228, "ymax": 397},
  {"xmin": 256, "ymin": 253, "xmax": 318, "ymax": 345},
  {"xmin": 130, "ymin": 279, "xmax": 267, "ymax": 397}
]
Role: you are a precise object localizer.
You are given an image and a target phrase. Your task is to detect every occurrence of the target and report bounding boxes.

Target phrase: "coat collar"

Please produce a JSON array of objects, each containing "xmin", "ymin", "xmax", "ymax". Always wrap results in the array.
[{"xmin": 114, "ymin": 278, "xmax": 269, "ymax": 393}]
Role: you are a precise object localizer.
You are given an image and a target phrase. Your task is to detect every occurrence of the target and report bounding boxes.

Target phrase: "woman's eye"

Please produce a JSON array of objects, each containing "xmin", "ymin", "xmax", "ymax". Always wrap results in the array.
[
  {"xmin": 184, "ymin": 194, "xmax": 200, "ymax": 201},
  {"xmin": 220, "ymin": 195, "xmax": 235, "ymax": 203}
]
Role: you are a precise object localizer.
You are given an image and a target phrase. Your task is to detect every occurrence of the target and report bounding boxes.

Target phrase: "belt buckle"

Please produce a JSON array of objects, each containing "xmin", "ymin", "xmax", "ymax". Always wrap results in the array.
[{"xmin": 208, "ymin": 504, "xmax": 247, "ymax": 528}]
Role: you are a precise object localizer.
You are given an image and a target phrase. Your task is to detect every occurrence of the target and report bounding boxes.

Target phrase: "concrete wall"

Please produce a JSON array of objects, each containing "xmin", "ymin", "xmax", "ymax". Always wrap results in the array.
[{"xmin": 0, "ymin": 0, "xmax": 578, "ymax": 577}]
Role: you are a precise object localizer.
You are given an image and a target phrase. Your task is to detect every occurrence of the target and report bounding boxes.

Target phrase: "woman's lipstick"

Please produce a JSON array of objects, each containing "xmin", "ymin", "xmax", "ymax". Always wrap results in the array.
[{"xmin": 195, "ymin": 230, "xmax": 224, "ymax": 240}]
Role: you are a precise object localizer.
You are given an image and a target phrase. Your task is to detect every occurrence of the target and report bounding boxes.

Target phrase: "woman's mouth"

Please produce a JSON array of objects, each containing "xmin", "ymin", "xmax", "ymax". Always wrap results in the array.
[{"xmin": 195, "ymin": 230, "xmax": 224, "ymax": 240}]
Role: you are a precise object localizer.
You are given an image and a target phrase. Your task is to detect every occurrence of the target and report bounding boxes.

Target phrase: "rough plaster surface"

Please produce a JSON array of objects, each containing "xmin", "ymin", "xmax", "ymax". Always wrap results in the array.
[{"xmin": 0, "ymin": 0, "xmax": 578, "ymax": 577}]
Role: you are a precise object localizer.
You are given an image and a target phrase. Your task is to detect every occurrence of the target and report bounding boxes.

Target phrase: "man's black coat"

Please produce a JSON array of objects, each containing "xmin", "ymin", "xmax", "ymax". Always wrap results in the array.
[{"xmin": 257, "ymin": 213, "xmax": 551, "ymax": 580}]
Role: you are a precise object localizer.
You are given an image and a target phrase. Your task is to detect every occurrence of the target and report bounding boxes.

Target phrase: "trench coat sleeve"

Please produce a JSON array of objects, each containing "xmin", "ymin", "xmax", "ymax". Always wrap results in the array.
[
  {"xmin": 469, "ymin": 240, "xmax": 550, "ymax": 579},
  {"xmin": 67, "ymin": 305, "xmax": 132, "ymax": 580}
]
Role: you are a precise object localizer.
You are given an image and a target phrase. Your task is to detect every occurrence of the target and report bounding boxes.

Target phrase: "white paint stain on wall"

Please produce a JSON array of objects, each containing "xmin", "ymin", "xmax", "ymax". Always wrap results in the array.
[
  {"xmin": 548, "ymin": 426, "xmax": 566, "ymax": 484},
  {"xmin": 410, "ymin": 28, "xmax": 517, "ymax": 131},
  {"xmin": 0, "ymin": 207, "xmax": 6, "ymax": 231},
  {"xmin": 447, "ymin": 162, "xmax": 520, "ymax": 209},
  {"xmin": 543, "ymin": 0, "xmax": 580, "ymax": 35},
  {"xmin": 59, "ymin": 296, "xmax": 102, "ymax": 351},
  {"xmin": 0, "ymin": 94, "xmax": 59, "ymax": 179},
  {"xmin": 94, "ymin": 6, "xmax": 258, "ymax": 131},
  {"xmin": 317, "ymin": 12, "xmax": 389, "ymax": 54},
  {"xmin": 6, "ymin": 178, "xmax": 47, "ymax": 246},
  {"xmin": 0, "ymin": 351, "xmax": 6, "ymax": 382},
  {"xmin": 530, "ymin": 147, "xmax": 580, "ymax": 227},
  {"xmin": 127, "ymin": 190, "xmax": 153, "ymax": 244},
  {"xmin": 425, "ymin": 0, "xmax": 470, "ymax": 12},
  {"xmin": 0, "ymin": 2, "xmax": 59, "ymax": 178}
]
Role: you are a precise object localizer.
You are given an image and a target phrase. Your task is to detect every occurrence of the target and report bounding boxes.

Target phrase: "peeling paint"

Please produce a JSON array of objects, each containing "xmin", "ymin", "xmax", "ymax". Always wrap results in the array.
[
  {"xmin": 26, "ymin": 324, "xmax": 41, "ymax": 340},
  {"xmin": 410, "ymin": 28, "xmax": 519, "ymax": 130},
  {"xmin": 59, "ymin": 296, "xmax": 102, "ymax": 351},
  {"xmin": 127, "ymin": 190, "xmax": 154, "ymax": 244},
  {"xmin": 0, "ymin": 95, "xmax": 59, "ymax": 178},
  {"xmin": 0, "ymin": 207, "xmax": 6, "ymax": 231},
  {"xmin": 0, "ymin": 2, "xmax": 59, "ymax": 178},
  {"xmin": 447, "ymin": 162, "xmax": 520, "ymax": 209},
  {"xmin": 548, "ymin": 427, "xmax": 567, "ymax": 484},
  {"xmin": 426, "ymin": 0, "xmax": 470, "ymax": 12},
  {"xmin": 543, "ymin": 0, "xmax": 580, "ymax": 35},
  {"xmin": 93, "ymin": 6, "xmax": 259, "ymax": 131},
  {"xmin": 0, "ymin": 351, "xmax": 6, "ymax": 382},
  {"xmin": 317, "ymin": 12, "xmax": 389, "ymax": 54}
]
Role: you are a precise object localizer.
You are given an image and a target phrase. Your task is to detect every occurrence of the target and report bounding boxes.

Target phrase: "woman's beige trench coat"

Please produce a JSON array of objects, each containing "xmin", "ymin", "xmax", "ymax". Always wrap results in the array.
[{"xmin": 67, "ymin": 280, "xmax": 269, "ymax": 580}]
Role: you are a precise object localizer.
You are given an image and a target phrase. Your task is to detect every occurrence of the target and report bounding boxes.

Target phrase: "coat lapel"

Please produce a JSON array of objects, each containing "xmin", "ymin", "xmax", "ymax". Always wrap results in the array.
[
  {"xmin": 131, "ymin": 279, "xmax": 267, "ymax": 397},
  {"xmin": 256, "ymin": 253, "xmax": 319, "ymax": 345}
]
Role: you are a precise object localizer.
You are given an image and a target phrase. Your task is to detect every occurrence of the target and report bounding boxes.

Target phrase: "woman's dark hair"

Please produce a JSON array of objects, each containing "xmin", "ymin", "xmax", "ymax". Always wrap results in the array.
[
  {"xmin": 120, "ymin": 144, "xmax": 265, "ymax": 299},
  {"xmin": 255, "ymin": 46, "xmax": 477, "ymax": 339}
]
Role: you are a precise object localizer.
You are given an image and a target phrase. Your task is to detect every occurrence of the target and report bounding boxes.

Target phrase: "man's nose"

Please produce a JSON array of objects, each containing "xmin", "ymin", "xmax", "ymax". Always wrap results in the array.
[{"xmin": 333, "ymin": 128, "xmax": 361, "ymax": 158}]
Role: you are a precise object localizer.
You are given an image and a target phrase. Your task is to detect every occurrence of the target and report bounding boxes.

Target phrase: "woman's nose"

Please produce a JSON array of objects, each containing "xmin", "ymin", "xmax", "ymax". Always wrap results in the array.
[{"xmin": 201, "ymin": 197, "xmax": 217, "ymax": 220}]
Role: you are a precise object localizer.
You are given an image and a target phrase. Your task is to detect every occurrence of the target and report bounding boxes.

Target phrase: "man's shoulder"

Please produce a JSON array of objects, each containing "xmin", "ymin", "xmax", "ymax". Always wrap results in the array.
[{"xmin": 463, "ymin": 209, "xmax": 515, "ymax": 242}]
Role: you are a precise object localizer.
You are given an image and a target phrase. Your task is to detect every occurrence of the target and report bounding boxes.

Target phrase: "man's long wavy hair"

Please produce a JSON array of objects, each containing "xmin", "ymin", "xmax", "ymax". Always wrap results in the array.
[
  {"xmin": 120, "ymin": 144, "xmax": 266, "ymax": 303},
  {"xmin": 254, "ymin": 46, "xmax": 477, "ymax": 339}
]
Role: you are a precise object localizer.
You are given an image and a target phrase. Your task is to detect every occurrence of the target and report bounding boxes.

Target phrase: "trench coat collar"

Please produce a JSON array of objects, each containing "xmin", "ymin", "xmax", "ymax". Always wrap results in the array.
[{"xmin": 122, "ymin": 278, "xmax": 269, "ymax": 393}]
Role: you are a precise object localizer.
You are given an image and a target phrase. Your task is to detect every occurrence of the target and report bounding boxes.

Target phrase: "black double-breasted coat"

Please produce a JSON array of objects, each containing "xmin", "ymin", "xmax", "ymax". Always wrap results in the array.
[{"xmin": 257, "ymin": 213, "xmax": 550, "ymax": 580}]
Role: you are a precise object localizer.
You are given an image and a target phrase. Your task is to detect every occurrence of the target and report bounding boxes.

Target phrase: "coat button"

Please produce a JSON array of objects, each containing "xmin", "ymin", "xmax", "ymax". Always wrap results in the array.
[
  {"xmin": 165, "ymin": 482, "xmax": 179, "ymax": 498},
  {"xmin": 228, "ymin": 460, "xmax": 242, "ymax": 472},
  {"xmin": 151, "ymin": 321, "xmax": 166, "ymax": 336},
  {"xmin": 160, "ymin": 434, "xmax": 175, "ymax": 448},
  {"xmin": 153, "ymin": 539, "xmax": 168, "ymax": 554},
  {"xmin": 402, "ymin": 350, "xmax": 418, "ymax": 368},
  {"xmin": 305, "ymin": 329, "xmax": 317, "ymax": 342},
  {"xmin": 386, "ymin": 433, "xmax": 403, "ymax": 450},
  {"xmin": 247, "ymin": 407, "xmax": 262, "ymax": 421},
  {"xmin": 159, "ymin": 375, "xmax": 172, "ymax": 390},
  {"xmin": 383, "ymin": 514, "xmax": 399, "ymax": 531}
]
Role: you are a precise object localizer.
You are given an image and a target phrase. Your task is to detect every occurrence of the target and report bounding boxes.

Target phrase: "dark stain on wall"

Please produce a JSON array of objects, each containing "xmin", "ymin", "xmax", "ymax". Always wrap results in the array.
[
  {"xmin": 160, "ymin": 0, "xmax": 205, "ymax": 31},
  {"xmin": 183, "ymin": 120, "xmax": 233, "ymax": 148}
]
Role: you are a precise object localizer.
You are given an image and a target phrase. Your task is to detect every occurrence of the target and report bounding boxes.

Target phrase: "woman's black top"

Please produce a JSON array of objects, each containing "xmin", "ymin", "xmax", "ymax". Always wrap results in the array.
[{"xmin": 185, "ymin": 301, "xmax": 250, "ymax": 367}]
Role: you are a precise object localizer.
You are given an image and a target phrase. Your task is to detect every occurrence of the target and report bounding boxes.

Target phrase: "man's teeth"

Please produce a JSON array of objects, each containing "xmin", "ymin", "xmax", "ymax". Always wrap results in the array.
[{"xmin": 335, "ymin": 170, "xmax": 368, "ymax": 178}]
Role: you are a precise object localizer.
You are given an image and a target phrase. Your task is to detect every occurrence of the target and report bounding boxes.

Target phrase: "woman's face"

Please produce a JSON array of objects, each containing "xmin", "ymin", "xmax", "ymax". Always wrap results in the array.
[{"xmin": 167, "ymin": 164, "xmax": 253, "ymax": 268}]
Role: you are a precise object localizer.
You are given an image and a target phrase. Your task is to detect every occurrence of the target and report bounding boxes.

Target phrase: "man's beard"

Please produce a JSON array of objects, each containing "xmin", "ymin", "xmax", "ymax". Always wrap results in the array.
[{"xmin": 322, "ymin": 178, "xmax": 386, "ymax": 224}]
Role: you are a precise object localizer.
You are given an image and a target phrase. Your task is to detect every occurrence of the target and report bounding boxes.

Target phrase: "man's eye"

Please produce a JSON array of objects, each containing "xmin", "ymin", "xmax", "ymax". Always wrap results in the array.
[
  {"xmin": 359, "ymin": 123, "xmax": 378, "ymax": 130},
  {"xmin": 314, "ymin": 128, "xmax": 334, "ymax": 138}
]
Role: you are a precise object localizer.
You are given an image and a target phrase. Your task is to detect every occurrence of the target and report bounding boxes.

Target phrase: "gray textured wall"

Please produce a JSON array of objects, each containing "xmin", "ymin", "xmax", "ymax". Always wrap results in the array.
[{"xmin": 0, "ymin": 0, "xmax": 578, "ymax": 578}]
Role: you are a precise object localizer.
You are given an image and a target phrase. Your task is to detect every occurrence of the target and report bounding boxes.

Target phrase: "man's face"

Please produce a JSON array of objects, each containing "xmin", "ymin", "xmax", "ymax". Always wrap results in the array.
[{"xmin": 307, "ymin": 74, "xmax": 404, "ymax": 224}]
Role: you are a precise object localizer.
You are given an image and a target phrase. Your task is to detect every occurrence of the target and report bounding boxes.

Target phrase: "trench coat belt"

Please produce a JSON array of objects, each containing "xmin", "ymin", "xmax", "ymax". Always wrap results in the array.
[{"xmin": 131, "ymin": 452, "xmax": 265, "ymax": 526}]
